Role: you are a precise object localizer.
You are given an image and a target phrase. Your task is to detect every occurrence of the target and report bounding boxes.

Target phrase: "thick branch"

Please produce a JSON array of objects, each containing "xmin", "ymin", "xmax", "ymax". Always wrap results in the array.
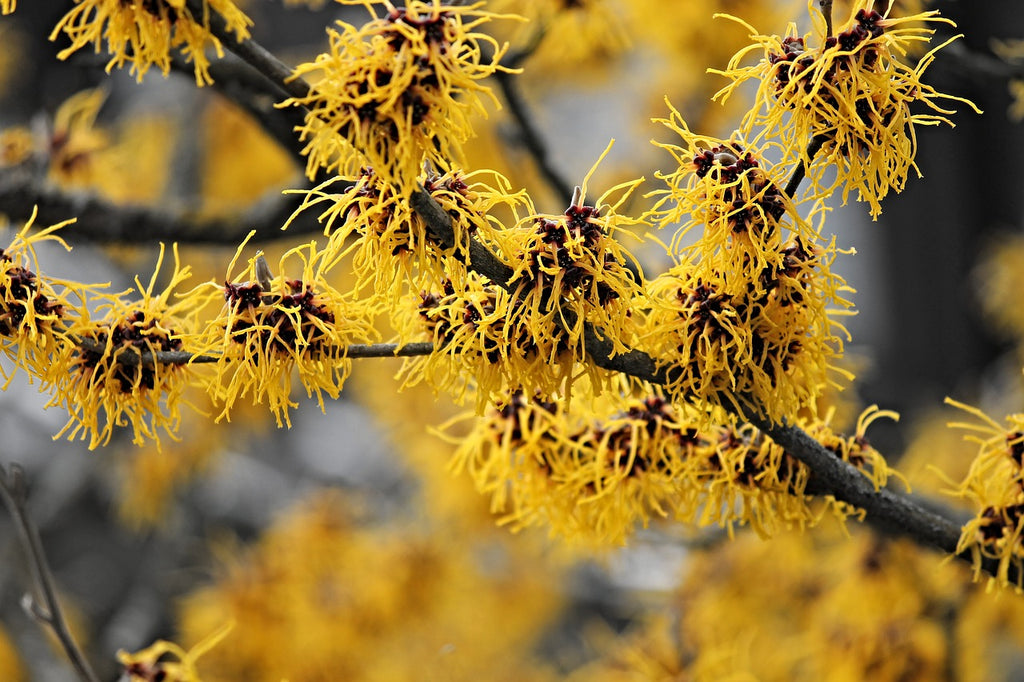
[{"xmin": 0, "ymin": 464, "xmax": 100, "ymax": 682}]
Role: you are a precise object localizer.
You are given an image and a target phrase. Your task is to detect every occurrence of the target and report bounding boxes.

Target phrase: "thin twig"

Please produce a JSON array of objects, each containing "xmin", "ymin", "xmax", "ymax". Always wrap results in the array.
[
  {"xmin": 72, "ymin": 339, "xmax": 435, "ymax": 366},
  {"xmin": 784, "ymin": 134, "xmax": 829, "ymax": 198},
  {"xmin": 820, "ymin": 0, "xmax": 834, "ymax": 39},
  {"xmin": 493, "ymin": 70, "xmax": 575, "ymax": 203},
  {"xmin": 185, "ymin": 0, "xmax": 312, "ymax": 101},
  {"xmin": 0, "ymin": 464, "xmax": 100, "ymax": 682},
  {"xmin": 0, "ymin": 166, "xmax": 324, "ymax": 244}
]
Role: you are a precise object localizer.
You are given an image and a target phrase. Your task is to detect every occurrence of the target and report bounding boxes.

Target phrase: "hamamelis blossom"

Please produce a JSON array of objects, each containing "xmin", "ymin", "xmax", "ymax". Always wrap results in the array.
[
  {"xmin": 45, "ymin": 245, "xmax": 193, "ymax": 449},
  {"xmin": 712, "ymin": 1, "xmax": 979, "ymax": 218},
  {"xmin": 186, "ymin": 237, "xmax": 376, "ymax": 427},
  {"xmin": 288, "ymin": 166, "xmax": 528, "ymax": 309},
  {"xmin": 496, "ymin": 151, "xmax": 646, "ymax": 361},
  {"xmin": 119, "ymin": 623, "xmax": 232, "ymax": 682},
  {"xmin": 51, "ymin": 0, "xmax": 252, "ymax": 85},
  {"xmin": 946, "ymin": 397, "xmax": 1024, "ymax": 589},
  {"xmin": 643, "ymin": 234, "xmax": 851, "ymax": 424},
  {"xmin": 283, "ymin": 1, "xmax": 516, "ymax": 191},
  {"xmin": 0, "ymin": 209, "xmax": 87, "ymax": 387},
  {"xmin": 47, "ymin": 88, "xmax": 110, "ymax": 187},
  {"xmin": 400, "ymin": 272, "xmax": 577, "ymax": 406},
  {"xmin": 646, "ymin": 103, "xmax": 813, "ymax": 270},
  {"xmin": 446, "ymin": 383, "xmax": 895, "ymax": 545}
]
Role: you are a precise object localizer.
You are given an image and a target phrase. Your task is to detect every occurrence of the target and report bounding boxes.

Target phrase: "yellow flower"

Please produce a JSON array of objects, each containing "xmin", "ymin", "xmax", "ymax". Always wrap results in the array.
[
  {"xmin": 0, "ymin": 209, "xmax": 85, "ymax": 388},
  {"xmin": 713, "ymin": 1, "xmax": 979, "ymax": 218},
  {"xmin": 643, "ymin": 237, "xmax": 851, "ymax": 424},
  {"xmin": 186, "ymin": 236, "xmax": 377, "ymax": 427},
  {"xmin": 400, "ymin": 271, "xmax": 577, "ymax": 406},
  {"xmin": 446, "ymin": 383, "xmax": 884, "ymax": 545},
  {"xmin": 946, "ymin": 397, "xmax": 1024, "ymax": 589},
  {"xmin": 646, "ymin": 102, "xmax": 814, "ymax": 268},
  {"xmin": 492, "ymin": 146, "xmax": 646, "ymax": 367},
  {"xmin": 0, "ymin": 127, "xmax": 33, "ymax": 167},
  {"xmin": 119, "ymin": 623, "xmax": 232, "ymax": 682},
  {"xmin": 46, "ymin": 244, "xmax": 193, "ymax": 449},
  {"xmin": 283, "ymin": 1, "xmax": 517, "ymax": 192},
  {"xmin": 289, "ymin": 165, "xmax": 528, "ymax": 310},
  {"xmin": 46, "ymin": 88, "xmax": 111, "ymax": 187},
  {"xmin": 50, "ymin": 0, "xmax": 252, "ymax": 85}
]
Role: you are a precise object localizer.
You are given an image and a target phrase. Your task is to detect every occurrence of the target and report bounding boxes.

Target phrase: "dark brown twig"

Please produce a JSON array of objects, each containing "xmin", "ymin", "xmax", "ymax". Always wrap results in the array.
[
  {"xmin": 784, "ymin": 134, "xmax": 829, "ymax": 198},
  {"xmin": 0, "ymin": 464, "xmax": 100, "ymax": 682},
  {"xmin": 820, "ymin": 0, "xmax": 834, "ymax": 39}
]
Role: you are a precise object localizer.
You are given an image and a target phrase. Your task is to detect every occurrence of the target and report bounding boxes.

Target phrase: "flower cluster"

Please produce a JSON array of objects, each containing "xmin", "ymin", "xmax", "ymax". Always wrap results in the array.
[
  {"xmin": 187, "ymin": 238, "xmax": 376, "ymax": 427},
  {"xmin": 289, "ymin": 166, "xmax": 527, "ymax": 308},
  {"xmin": 499, "ymin": 177, "xmax": 645, "ymax": 361},
  {"xmin": 404, "ymin": 273, "xmax": 574, "ymax": 405},
  {"xmin": 0, "ymin": 210, "xmax": 82, "ymax": 387},
  {"xmin": 947, "ymin": 398, "xmax": 1024, "ymax": 588},
  {"xmin": 645, "ymin": 112, "xmax": 851, "ymax": 423},
  {"xmin": 284, "ymin": 1, "xmax": 515, "ymax": 192},
  {"xmin": 713, "ymin": 2, "xmax": 978, "ymax": 217},
  {"xmin": 447, "ymin": 381, "xmax": 892, "ymax": 545},
  {"xmin": 46, "ymin": 245, "xmax": 192, "ymax": 449},
  {"xmin": 50, "ymin": 0, "xmax": 252, "ymax": 85}
]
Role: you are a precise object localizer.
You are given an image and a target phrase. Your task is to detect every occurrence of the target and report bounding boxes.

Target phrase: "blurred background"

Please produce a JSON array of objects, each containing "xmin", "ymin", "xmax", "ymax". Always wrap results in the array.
[{"xmin": 1, "ymin": 1, "xmax": 1024, "ymax": 680}]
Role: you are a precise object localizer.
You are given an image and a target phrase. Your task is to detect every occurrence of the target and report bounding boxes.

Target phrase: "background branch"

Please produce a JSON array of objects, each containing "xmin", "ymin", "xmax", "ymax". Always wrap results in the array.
[
  {"xmin": 0, "ymin": 166, "xmax": 325, "ymax": 244},
  {"xmin": 0, "ymin": 464, "xmax": 100, "ymax": 682}
]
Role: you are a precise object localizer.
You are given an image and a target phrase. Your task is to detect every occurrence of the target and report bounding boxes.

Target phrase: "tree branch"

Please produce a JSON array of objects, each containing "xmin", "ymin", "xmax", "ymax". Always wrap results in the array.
[
  {"xmin": 0, "ymin": 464, "xmax": 100, "ymax": 682},
  {"xmin": 0, "ymin": 166, "xmax": 324, "ymax": 244},
  {"xmin": 492, "ymin": 70, "xmax": 575, "ymax": 203},
  {"xmin": 192, "ymin": 8, "xmax": 996, "ymax": 584}
]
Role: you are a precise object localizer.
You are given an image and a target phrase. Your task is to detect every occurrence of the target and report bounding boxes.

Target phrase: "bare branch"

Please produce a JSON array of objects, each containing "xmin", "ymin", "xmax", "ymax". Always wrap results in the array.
[
  {"xmin": 492, "ymin": 70, "xmax": 575, "ymax": 203},
  {"xmin": 0, "ymin": 464, "xmax": 100, "ymax": 682},
  {"xmin": 0, "ymin": 165, "xmax": 329, "ymax": 244}
]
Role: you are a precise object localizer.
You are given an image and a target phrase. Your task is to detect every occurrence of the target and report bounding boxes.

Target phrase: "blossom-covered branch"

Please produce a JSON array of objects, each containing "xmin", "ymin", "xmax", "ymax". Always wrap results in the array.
[{"xmin": 194, "ymin": 4, "xmax": 1004, "ymax": 577}]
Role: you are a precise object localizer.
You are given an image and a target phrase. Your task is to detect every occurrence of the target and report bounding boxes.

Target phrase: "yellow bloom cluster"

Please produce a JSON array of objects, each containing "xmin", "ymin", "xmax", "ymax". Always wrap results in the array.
[
  {"xmin": 403, "ymin": 272, "xmax": 576, "ymax": 405},
  {"xmin": 713, "ymin": 1, "xmax": 978, "ymax": 217},
  {"xmin": 186, "ymin": 237, "xmax": 377, "ymax": 427},
  {"xmin": 499, "ymin": 178, "xmax": 645, "ymax": 361},
  {"xmin": 0, "ymin": 210, "xmax": 83, "ymax": 388},
  {"xmin": 613, "ymin": 526, "xmax": 959, "ymax": 681},
  {"xmin": 51, "ymin": 0, "xmax": 252, "ymax": 85},
  {"xmin": 947, "ymin": 398, "xmax": 1024, "ymax": 589},
  {"xmin": 284, "ymin": 1, "xmax": 515, "ymax": 192},
  {"xmin": 645, "ymin": 110, "xmax": 852, "ymax": 423},
  {"xmin": 290, "ymin": 166, "xmax": 528, "ymax": 308},
  {"xmin": 447, "ymin": 379, "xmax": 895, "ymax": 545},
  {"xmin": 46, "ymin": 245, "xmax": 192, "ymax": 449}
]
